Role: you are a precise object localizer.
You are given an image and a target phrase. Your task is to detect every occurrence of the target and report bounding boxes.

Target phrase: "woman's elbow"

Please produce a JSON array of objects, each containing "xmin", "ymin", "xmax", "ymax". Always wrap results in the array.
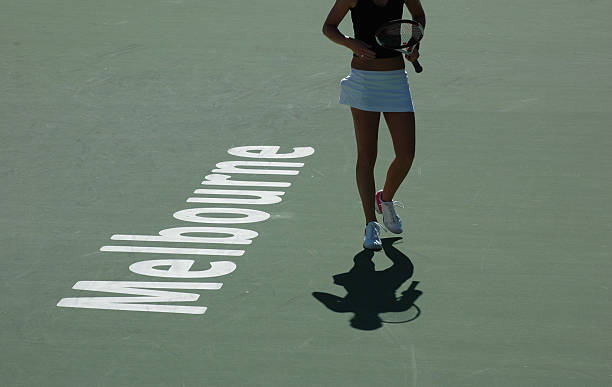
[
  {"xmin": 322, "ymin": 24, "xmax": 330, "ymax": 36},
  {"xmin": 322, "ymin": 23, "xmax": 337, "ymax": 37}
]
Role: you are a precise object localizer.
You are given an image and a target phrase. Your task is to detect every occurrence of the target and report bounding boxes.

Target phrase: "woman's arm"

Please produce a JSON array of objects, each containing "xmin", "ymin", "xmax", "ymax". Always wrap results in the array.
[
  {"xmin": 403, "ymin": 0, "xmax": 426, "ymax": 62},
  {"xmin": 322, "ymin": 0, "xmax": 376, "ymax": 59},
  {"xmin": 404, "ymin": 0, "xmax": 426, "ymax": 29}
]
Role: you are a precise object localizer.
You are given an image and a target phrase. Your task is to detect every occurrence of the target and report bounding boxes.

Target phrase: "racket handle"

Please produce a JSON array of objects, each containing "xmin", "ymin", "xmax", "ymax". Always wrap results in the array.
[{"xmin": 411, "ymin": 60, "xmax": 423, "ymax": 73}]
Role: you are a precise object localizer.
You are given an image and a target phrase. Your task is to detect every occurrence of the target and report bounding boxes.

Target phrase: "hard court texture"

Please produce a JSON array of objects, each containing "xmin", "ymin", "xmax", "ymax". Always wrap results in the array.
[{"xmin": 1, "ymin": 0, "xmax": 611, "ymax": 386}]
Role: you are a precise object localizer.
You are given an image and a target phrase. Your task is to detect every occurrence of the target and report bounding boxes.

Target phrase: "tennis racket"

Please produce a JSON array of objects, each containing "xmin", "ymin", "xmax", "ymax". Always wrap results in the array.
[
  {"xmin": 379, "ymin": 281, "xmax": 422, "ymax": 324},
  {"xmin": 375, "ymin": 19, "xmax": 424, "ymax": 73}
]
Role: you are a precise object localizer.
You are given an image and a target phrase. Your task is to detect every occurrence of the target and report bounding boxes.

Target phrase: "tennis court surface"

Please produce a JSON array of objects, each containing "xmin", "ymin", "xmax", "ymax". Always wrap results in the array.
[{"xmin": 1, "ymin": 0, "xmax": 611, "ymax": 385}]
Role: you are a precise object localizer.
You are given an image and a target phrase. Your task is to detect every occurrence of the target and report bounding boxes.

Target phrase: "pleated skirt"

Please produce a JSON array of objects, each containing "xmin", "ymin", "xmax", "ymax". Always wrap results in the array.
[{"xmin": 339, "ymin": 68, "xmax": 414, "ymax": 112}]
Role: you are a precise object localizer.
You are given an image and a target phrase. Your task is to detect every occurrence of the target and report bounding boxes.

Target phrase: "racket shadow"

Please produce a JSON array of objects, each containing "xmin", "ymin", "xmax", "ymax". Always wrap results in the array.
[{"xmin": 312, "ymin": 237, "xmax": 422, "ymax": 330}]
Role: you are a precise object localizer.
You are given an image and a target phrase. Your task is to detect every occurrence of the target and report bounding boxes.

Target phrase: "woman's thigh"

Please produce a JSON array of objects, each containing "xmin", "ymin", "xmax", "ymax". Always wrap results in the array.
[
  {"xmin": 382, "ymin": 112, "xmax": 416, "ymax": 156},
  {"xmin": 351, "ymin": 107, "xmax": 381, "ymax": 158}
]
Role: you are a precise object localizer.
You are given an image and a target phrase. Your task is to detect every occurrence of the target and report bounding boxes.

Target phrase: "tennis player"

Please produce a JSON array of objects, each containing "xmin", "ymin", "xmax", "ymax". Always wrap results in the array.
[{"xmin": 323, "ymin": 0, "xmax": 426, "ymax": 251}]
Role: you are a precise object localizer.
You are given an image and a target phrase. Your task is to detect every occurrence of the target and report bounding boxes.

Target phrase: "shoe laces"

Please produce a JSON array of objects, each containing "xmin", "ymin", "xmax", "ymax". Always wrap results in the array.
[
  {"xmin": 383, "ymin": 200, "xmax": 404, "ymax": 223},
  {"xmin": 366, "ymin": 221, "xmax": 387, "ymax": 235},
  {"xmin": 389, "ymin": 199, "xmax": 405, "ymax": 209}
]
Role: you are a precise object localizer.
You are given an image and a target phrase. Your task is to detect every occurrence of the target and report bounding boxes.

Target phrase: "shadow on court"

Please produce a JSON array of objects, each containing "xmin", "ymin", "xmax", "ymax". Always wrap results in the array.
[{"xmin": 313, "ymin": 237, "xmax": 422, "ymax": 330}]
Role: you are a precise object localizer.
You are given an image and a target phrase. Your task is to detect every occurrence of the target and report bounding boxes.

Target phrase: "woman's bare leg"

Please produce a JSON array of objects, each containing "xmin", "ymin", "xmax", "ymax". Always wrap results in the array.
[
  {"xmin": 380, "ymin": 112, "xmax": 416, "ymax": 201},
  {"xmin": 351, "ymin": 107, "xmax": 381, "ymax": 224}
]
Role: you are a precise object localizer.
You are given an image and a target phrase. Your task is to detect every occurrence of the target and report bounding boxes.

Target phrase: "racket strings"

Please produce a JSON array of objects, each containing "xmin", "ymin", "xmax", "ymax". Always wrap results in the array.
[{"xmin": 377, "ymin": 23, "xmax": 422, "ymax": 49}]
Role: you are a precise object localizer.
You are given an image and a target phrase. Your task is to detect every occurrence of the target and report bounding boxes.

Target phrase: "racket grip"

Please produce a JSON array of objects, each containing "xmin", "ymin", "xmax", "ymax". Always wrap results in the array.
[{"xmin": 412, "ymin": 60, "xmax": 423, "ymax": 73}]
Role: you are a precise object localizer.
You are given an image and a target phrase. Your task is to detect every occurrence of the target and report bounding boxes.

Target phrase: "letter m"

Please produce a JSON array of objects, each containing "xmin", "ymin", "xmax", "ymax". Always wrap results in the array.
[{"xmin": 57, "ymin": 281, "xmax": 222, "ymax": 314}]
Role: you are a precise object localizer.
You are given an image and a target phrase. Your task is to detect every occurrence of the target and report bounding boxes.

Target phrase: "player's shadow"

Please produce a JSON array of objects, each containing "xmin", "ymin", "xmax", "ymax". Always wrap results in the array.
[{"xmin": 312, "ymin": 237, "xmax": 422, "ymax": 330}]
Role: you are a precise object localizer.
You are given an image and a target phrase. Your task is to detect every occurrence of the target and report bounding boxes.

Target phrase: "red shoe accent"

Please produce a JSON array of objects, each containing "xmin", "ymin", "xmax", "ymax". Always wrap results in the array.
[{"xmin": 375, "ymin": 190, "xmax": 384, "ymax": 214}]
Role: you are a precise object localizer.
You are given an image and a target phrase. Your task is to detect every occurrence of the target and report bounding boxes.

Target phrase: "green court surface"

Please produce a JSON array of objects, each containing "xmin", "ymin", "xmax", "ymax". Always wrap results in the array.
[{"xmin": 1, "ymin": 0, "xmax": 611, "ymax": 386}]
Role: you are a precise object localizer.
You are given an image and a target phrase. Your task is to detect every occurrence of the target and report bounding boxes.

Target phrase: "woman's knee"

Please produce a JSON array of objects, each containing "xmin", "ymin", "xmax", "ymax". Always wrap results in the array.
[
  {"xmin": 394, "ymin": 151, "xmax": 415, "ymax": 169},
  {"xmin": 356, "ymin": 153, "xmax": 377, "ymax": 170}
]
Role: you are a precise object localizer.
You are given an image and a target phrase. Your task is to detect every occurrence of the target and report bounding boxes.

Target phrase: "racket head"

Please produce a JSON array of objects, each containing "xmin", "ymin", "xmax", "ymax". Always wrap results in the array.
[
  {"xmin": 374, "ymin": 19, "xmax": 424, "ymax": 50},
  {"xmin": 379, "ymin": 304, "xmax": 421, "ymax": 324}
]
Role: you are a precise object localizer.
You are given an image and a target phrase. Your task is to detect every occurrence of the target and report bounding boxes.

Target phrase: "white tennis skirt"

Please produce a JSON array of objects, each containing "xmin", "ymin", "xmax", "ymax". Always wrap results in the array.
[{"xmin": 339, "ymin": 68, "xmax": 414, "ymax": 112}]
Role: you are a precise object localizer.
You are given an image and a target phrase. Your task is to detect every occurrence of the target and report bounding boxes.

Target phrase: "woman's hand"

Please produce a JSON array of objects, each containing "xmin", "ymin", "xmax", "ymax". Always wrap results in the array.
[
  {"xmin": 404, "ymin": 47, "xmax": 420, "ymax": 62},
  {"xmin": 347, "ymin": 38, "xmax": 376, "ymax": 59}
]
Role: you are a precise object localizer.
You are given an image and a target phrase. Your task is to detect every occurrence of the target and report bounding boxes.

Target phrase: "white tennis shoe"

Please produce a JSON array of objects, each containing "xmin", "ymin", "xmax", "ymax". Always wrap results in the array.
[
  {"xmin": 363, "ymin": 221, "xmax": 383, "ymax": 251},
  {"xmin": 375, "ymin": 190, "xmax": 404, "ymax": 234}
]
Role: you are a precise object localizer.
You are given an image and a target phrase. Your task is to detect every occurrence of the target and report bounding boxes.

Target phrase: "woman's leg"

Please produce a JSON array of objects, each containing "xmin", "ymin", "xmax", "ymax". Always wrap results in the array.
[
  {"xmin": 380, "ymin": 112, "xmax": 416, "ymax": 201},
  {"xmin": 351, "ymin": 107, "xmax": 381, "ymax": 224}
]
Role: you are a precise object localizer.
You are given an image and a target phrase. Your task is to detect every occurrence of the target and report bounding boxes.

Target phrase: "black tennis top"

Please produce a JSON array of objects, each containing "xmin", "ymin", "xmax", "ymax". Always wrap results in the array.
[{"xmin": 351, "ymin": 0, "xmax": 403, "ymax": 58}]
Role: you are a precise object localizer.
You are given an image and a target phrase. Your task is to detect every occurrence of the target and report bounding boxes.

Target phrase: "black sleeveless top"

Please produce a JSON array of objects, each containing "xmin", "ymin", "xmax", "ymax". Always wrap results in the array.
[{"xmin": 351, "ymin": 0, "xmax": 403, "ymax": 58}]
